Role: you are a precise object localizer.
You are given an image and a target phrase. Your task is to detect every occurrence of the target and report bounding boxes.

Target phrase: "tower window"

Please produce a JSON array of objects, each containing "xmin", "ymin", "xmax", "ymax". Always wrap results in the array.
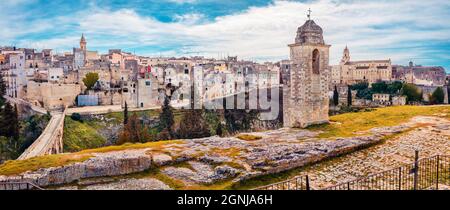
[{"xmin": 312, "ymin": 49, "xmax": 320, "ymax": 74}]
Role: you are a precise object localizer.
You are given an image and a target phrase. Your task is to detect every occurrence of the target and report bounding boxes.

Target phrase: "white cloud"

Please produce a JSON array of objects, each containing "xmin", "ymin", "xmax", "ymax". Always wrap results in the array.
[
  {"xmin": 2, "ymin": 0, "xmax": 450, "ymax": 68},
  {"xmin": 173, "ymin": 13, "xmax": 206, "ymax": 25}
]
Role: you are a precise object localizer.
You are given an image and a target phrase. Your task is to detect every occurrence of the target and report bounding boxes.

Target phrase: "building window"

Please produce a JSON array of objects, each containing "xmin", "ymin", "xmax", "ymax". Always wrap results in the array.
[
  {"xmin": 145, "ymin": 81, "xmax": 151, "ymax": 86},
  {"xmin": 312, "ymin": 49, "xmax": 320, "ymax": 74}
]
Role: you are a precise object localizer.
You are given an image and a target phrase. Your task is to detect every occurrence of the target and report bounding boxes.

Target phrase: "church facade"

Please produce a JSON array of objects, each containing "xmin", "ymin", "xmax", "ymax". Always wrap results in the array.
[
  {"xmin": 283, "ymin": 18, "xmax": 330, "ymax": 128},
  {"xmin": 331, "ymin": 46, "xmax": 392, "ymax": 87}
]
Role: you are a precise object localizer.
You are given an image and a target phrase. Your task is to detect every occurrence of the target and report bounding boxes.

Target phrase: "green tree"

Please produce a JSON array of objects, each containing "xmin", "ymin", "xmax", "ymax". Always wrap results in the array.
[
  {"xmin": 215, "ymin": 123, "xmax": 223, "ymax": 137},
  {"xmin": 400, "ymin": 83, "xmax": 422, "ymax": 103},
  {"xmin": 224, "ymin": 94, "xmax": 259, "ymax": 134},
  {"xmin": 158, "ymin": 96, "xmax": 174, "ymax": 138},
  {"xmin": 447, "ymin": 86, "xmax": 450, "ymax": 104},
  {"xmin": 70, "ymin": 113, "xmax": 83, "ymax": 122},
  {"xmin": 12, "ymin": 104, "xmax": 19, "ymax": 141},
  {"xmin": 177, "ymin": 109, "xmax": 210, "ymax": 139},
  {"xmin": 117, "ymin": 113, "xmax": 150, "ymax": 145},
  {"xmin": 347, "ymin": 85, "xmax": 352, "ymax": 106},
  {"xmin": 82, "ymin": 72, "xmax": 99, "ymax": 90},
  {"xmin": 430, "ymin": 87, "xmax": 445, "ymax": 105},
  {"xmin": 0, "ymin": 72, "xmax": 6, "ymax": 106},
  {"xmin": 371, "ymin": 82, "xmax": 388, "ymax": 94},
  {"xmin": 124, "ymin": 101, "xmax": 128, "ymax": 125},
  {"xmin": 177, "ymin": 85, "xmax": 210, "ymax": 139},
  {"xmin": 386, "ymin": 81, "xmax": 403, "ymax": 94},
  {"xmin": 0, "ymin": 103, "xmax": 16, "ymax": 137},
  {"xmin": 333, "ymin": 85, "xmax": 339, "ymax": 106},
  {"xmin": 351, "ymin": 82, "xmax": 372, "ymax": 99}
]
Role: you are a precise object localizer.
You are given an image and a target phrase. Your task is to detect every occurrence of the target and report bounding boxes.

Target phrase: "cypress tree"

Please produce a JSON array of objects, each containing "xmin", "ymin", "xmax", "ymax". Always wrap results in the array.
[
  {"xmin": 12, "ymin": 104, "xmax": 20, "ymax": 141},
  {"xmin": 333, "ymin": 85, "xmax": 339, "ymax": 106},
  {"xmin": 159, "ymin": 95, "xmax": 174, "ymax": 137},
  {"xmin": 347, "ymin": 85, "xmax": 352, "ymax": 106},
  {"xmin": 0, "ymin": 72, "xmax": 6, "ymax": 107},
  {"xmin": 0, "ymin": 103, "xmax": 15, "ymax": 137},
  {"xmin": 124, "ymin": 101, "xmax": 128, "ymax": 125}
]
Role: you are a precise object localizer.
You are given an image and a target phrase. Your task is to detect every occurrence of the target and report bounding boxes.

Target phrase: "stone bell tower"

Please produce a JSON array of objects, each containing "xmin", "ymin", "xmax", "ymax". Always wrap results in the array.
[
  {"xmin": 283, "ymin": 13, "xmax": 330, "ymax": 128},
  {"xmin": 80, "ymin": 33, "xmax": 87, "ymax": 51}
]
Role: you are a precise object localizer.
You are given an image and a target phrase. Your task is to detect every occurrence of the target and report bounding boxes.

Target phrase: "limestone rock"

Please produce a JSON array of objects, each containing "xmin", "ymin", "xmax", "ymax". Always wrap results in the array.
[
  {"xmin": 152, "ymin": 154, "xmax": 173, "ymax": 166},
  {"xmin": 84, "ymin": 178, "xmax": 172, "ymax": 190}
]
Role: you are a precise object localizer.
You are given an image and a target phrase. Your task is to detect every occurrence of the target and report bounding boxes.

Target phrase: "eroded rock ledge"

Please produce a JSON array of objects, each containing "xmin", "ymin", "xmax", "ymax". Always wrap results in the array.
[{"xmin": 0, "ymin": 118, "xmax": 423, "ymax": 188}]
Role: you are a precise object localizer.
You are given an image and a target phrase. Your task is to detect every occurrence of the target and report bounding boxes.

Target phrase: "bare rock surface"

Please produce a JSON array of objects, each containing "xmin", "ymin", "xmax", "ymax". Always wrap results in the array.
[
  {"xmin": 84, "ymin": 178, "xmax": 171, "ymax": 190},
  {"xmin": 162, "ymin": 161, "xmax": 240, "ymax": 185},
  {"xmin": 1, "ymin": 116, "xmax": 448, "ymax": 190},
  {"xmin": 294, "ymin": 116, "xmax": 450, "ymax": 189}
]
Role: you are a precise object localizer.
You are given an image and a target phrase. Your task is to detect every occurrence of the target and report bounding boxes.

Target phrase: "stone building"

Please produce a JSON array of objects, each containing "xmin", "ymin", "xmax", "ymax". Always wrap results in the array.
[
  {"xmin": 372, "ymin": 93, "xmax": 390, "ymax": 105},
  {"xmin": 283, "ymin": 18, "xmax": 330, "ymax": 128},
  {"xmin": 331, "ymin": 46, "xmax": 392, "ymax": 87},
  {"xmin": 392, "ymin": 61, "xmax": 446, "ymax": 86}
]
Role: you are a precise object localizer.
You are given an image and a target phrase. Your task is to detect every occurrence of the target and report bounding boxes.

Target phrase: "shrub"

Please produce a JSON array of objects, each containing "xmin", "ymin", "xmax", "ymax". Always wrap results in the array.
[
  {"xmin": 70, "ymin": 113, "xmax": 83, "ymax": 122},
  {"xmin": 400, "ymin": 83, "xmax": 422, "ymax": 103},
  {"xmin": 430, "ymin": 87, "xmax": 445, "ymax": 105}
]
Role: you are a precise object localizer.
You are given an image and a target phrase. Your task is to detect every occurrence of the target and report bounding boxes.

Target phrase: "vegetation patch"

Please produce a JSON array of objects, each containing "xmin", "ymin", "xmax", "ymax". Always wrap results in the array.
[
  {"xmin": 0, "ymin": 140, "xmax": 184, "ymax": 176},
  {"xmin": 236, "ymin": 134, "xmax": 262, "ymax": 141},
  {"xmin": 308, "ymin": 105, "xmax": 450, "ymax": 138},
  {"xmin": 63, "ymin": 117, "xmax": 107, "ymax": 152},
  {"xmin": 76, "ymin": 140, "xmax": 184, "ymax": 155},
  {"xmin": 0, "ymin": 154, "xmax": 92, "ymax": 176}
]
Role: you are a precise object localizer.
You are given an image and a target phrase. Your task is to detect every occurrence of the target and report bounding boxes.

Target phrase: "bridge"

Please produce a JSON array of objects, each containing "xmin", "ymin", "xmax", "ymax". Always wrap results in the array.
[
  {"xmin": 17, "ymin": 109, "xmax": 66, "ymax": 160},
  {"xmin": 5, "ymin": 97, "xmax": 65, "ymax": 160}
]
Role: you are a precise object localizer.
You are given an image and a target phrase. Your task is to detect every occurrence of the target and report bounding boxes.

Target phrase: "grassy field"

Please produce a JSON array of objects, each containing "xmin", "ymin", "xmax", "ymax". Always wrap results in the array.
[
  {"xmin": 63, "ymin": 117, "xmax": 107, "ymax": 152},
  {"xmin": 308, "ymin": 105, "xmax": 450, "ymax": 138},
  {"xmin": 0, "ymin": 140, "xmax": 183, "ymax": 176}
]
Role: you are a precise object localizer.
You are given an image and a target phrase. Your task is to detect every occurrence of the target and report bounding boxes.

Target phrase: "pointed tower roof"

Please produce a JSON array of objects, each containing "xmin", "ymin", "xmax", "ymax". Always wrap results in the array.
[{"xmin": 80, "ymin": 33, "xmax": 86, "ymax": 43}]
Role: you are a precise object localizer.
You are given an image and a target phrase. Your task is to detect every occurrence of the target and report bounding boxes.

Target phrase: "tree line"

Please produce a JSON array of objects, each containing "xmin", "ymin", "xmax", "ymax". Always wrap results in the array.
[
  {"xmin": 0, "ymin": 73, "xmax": 50, "ymax": 162},
  {"xmin": 116, "ymin": 87, "xmax": 259, "ymax": 145},
  {"xmin": 333, "ymin": 81, "xmax": 447, "ymax": 106}
]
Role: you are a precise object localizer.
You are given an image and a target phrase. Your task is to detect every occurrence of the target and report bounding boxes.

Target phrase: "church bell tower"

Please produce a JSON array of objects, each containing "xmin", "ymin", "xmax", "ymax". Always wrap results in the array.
[
  {"xmin": 80, "ymin": 33, "xmax": 87, "ymax": 51},
  {"xmin": 283, "ymin": 10, "xmax": 330, "ymax": 128}
]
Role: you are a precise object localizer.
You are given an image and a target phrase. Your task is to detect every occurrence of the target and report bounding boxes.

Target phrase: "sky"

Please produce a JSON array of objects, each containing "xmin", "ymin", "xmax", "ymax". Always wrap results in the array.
[{"xmin": 1, "ymin": 0, "xmax": 449, "ymax": 71}]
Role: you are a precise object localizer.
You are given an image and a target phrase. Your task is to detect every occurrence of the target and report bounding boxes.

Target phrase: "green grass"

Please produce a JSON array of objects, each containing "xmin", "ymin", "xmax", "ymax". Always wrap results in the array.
[
  {"xmin": 0, "ymin": 140, "xmax": 184, "ymax": 176},
  {"xmin": 0, "ymin": 154, "xmax": 92, "ymax": 176},
  {"xmin": 63, "ymin": 117, "xmax": 107, "ymax": 152},
  {"xmin": 308, "ymin": 105, "xmax": 450, "ymax": 138},
  {"xmin": 236, "ymin": 134, "xmax": 262, "ymax": 141}
]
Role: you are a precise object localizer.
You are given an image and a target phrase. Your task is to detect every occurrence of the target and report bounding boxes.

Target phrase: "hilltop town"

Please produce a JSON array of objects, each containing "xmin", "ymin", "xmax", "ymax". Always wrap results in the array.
[
  {"xmin": 0, "ymin": 32, "xmax": 447, "ymax": 112},
  {"xmin": 0, "ymin": 15, "xmax": 449, "ymax": 191}
]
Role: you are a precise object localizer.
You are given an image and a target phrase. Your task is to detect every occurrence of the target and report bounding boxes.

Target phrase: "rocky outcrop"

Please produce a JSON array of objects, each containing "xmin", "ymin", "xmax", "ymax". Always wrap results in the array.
[
  {"xmin": 162, "ymin": 161, "xmax": 240, "ymax": 185},
  {"xmin": 1, "ymin": 150, "xmax": 153, "ymax": 187},
  {"xmin": 84, "ymin": 178, "xmax": 172, "ymax": 190},
  {"xmin": 1, "ymin": 116, "xmax": 430, "ymax": 189}
]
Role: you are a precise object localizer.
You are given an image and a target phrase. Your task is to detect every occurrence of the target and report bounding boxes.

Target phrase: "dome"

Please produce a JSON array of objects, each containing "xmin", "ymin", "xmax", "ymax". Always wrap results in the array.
[{"xmin": 295, "ymin": 20, "xmax": 324, "ymax": 45}]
